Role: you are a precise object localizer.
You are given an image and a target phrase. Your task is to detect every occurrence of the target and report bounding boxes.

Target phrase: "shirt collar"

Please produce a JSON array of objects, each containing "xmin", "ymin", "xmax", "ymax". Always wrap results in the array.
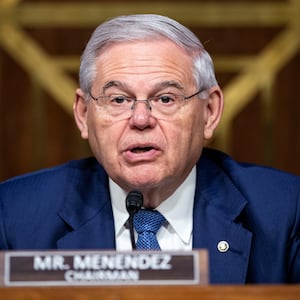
[
  {"xmin": 157, "ymin": 168, "xmax": 195, "ymax": 245},
  {"xmin": 110, "ymin": 167, "xmax": 196, "ymax": 244}
]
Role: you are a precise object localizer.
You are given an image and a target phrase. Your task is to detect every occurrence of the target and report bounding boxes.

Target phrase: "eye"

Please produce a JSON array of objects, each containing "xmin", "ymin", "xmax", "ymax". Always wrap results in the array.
[
  {"xmin": 157, "ymin": 94, "xmax": 177, "ymax": 104},
  {"xmin": 109, "ymin": 95, "xmax": 131, "ymax": 105}
]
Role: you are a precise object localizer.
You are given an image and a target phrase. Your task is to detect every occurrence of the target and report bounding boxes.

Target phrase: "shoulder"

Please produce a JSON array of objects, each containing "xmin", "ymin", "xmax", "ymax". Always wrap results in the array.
[
  {"xmin": 199, "ymin": 148, "xmax": 300, "ymax": 244},
  {"xmin": 0, "ymin": 158, "xmax": 109, "ymax": 249},
  {"xmin": 199, "ymin": 148, "xmax": 300, "ymax": 215},
  {"xmin": 1, "ymin": 157, "xmax": 101, "ymax": 184},
  {"xmin": 0, "ymin": 157, "xmax": 106, "ymax": 202},
  {"xmin": 201, "ymin": 148, "xmax": 300, "ymax": 187}
]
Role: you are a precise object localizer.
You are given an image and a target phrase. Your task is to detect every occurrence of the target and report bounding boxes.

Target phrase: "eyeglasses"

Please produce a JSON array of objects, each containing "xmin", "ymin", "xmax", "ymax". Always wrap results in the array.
[{"xmin": 89, "ymin": 89, "xmax": 206, "ymax": 120}]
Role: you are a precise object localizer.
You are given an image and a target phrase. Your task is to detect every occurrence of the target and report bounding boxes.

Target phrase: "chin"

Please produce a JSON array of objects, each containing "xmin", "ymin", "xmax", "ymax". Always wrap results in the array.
[{"xmin": 121, "ymin": 172, "xmax": 165, "ymax": 190}]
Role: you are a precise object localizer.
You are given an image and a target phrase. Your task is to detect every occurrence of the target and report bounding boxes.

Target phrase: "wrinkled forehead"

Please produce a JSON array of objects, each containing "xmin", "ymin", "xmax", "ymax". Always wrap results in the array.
[{"xmin": 92, "ymin": 39, "xmax": 196, "ymax": 89}]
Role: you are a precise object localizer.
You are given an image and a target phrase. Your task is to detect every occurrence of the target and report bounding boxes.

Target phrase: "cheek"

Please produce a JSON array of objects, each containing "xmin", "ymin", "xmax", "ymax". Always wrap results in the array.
[
  {"xmin": 86, "ymin": 115, "xmax": 121, "ymax": 164},
  {"xmin": 165, "ymin": 116, "xmax": 204, "ymax": 157}
]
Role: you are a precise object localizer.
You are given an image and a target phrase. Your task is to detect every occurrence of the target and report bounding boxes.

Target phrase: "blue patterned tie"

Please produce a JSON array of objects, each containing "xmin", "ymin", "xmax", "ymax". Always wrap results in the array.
[{"xmin": 133, "ymin": 209, "xmax": 165, "ymax": 250}]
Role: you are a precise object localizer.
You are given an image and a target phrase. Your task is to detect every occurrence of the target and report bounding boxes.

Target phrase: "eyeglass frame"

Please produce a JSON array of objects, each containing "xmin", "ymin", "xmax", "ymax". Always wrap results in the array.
[{"xmin": 88, "ymin": 88, "xmax": 208, "ymax": 118}]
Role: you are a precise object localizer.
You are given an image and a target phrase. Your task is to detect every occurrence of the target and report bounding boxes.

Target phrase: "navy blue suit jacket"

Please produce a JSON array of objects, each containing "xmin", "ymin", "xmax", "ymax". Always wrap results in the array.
[{"xmin": 1, "ymin": 148, "xmax": 300, "ymax": 284}]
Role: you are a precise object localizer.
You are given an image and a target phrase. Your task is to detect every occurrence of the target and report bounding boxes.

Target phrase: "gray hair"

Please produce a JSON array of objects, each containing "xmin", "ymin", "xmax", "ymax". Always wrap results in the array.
[{"xmin": 79, "ymin": 14, "xmax": 218, "ymax": 96}]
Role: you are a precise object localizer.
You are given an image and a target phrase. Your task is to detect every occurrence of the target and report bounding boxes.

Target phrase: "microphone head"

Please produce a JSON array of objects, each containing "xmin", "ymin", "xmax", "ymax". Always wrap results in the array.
[{"xmin": 126, "ymin": 190, "xmax": 143, "ymax": 215}]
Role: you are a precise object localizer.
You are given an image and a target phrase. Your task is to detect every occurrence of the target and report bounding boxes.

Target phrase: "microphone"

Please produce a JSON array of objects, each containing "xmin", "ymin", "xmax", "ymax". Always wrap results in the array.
[{"xmin": 126, "ymin": 190, "xmax": 143, "ymax": 250}]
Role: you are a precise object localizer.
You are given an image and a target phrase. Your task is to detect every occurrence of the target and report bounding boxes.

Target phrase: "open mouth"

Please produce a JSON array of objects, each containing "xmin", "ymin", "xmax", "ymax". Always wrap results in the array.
[
  {"xmin": 131, "ymin": 147, "xmax": 154, "ymax": 153},
  {"xmin": 123, "ymin": 144, "xmax": 160, "ymax": 161}
]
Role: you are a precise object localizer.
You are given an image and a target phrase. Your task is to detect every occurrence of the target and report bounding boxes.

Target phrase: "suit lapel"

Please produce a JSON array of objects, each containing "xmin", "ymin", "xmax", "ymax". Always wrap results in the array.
[
  {"xmin": 193, "ymin": 151, "xmax": 252, "ymax": 283},
  {"xmin": 54, "ymin": 152, "xmax": 252, "ymax": 282},
  {"xmin": 56, "ymin": 161, "xmax": 116, "ymax": 250}
]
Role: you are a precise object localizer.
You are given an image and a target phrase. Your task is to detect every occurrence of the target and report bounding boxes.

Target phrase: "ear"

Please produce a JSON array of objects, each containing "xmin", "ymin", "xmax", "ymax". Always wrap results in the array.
[
  {"xmin": 203, "ymin": 86, "xmax": 224, "ymax": 141},
  {"xmin": 73, "ymin": 88, "xmax": 89, "ymax": 140}
]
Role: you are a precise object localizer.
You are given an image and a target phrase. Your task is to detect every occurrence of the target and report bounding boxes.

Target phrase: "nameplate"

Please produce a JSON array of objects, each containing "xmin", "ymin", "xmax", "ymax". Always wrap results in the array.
[{"xmin": 2, "ymin": 250, "xmax": 208, "ymax": 286}]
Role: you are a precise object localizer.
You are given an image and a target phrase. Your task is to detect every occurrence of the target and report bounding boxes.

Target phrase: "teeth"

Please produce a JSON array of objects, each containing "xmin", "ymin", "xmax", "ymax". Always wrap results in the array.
[
  {"xmin": 132, "ymin": 147, "xmax": 152, "ymax": 153},
  {"xmin": 132, "ymin": 149, "xmax": 145, "ymax": 153}
]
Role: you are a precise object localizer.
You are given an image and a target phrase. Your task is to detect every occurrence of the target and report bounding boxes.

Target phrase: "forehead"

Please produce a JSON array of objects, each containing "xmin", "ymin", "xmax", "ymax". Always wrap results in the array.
[{"xmin": 93, "ymin": 39, "xmax": 195, "ymax": 88}]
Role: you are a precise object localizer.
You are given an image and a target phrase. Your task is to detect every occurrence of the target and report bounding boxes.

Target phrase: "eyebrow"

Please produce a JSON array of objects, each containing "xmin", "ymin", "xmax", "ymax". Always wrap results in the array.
[
  {"xmin": 102, "ymin": 80, "xmax": 184, "ymax": 94},
  {"xmin": 156, "ymin": 81, "xmax": 184, "ymax": 91},
  {"xmin": 102, "ymin": 80, "xmax": 124, "ymax": 93}
]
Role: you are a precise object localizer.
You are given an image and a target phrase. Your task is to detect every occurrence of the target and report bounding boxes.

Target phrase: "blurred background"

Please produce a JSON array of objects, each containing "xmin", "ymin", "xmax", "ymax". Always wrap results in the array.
[{"xmin": 0, "ymin": 0, "xmax": 300, "ymax": 181}]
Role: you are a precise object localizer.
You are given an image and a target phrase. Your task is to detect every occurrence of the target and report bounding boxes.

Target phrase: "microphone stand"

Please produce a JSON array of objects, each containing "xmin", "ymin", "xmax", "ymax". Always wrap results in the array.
[
  {"xmin": 128, "ymin": 213, "xmax": 136, "ymax": 250},
  {"xmin": 126, "ymin": 190, "xmax": 143, "ymax": 250}
]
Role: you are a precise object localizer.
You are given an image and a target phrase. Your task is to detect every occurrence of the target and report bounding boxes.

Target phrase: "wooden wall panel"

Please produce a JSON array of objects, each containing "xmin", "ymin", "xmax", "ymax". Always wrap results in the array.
[
  {"xmin": 0, "ymin": 0, "xmax": 299, "ymax": 181},
  {"xmin": 273, "ymin": 52, "xmax": 300, "ymax": 174}
]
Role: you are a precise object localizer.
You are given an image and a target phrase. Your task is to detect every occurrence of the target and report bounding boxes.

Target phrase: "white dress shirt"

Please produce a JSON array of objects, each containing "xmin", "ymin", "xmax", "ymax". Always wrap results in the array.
[{"xmin": 110, "ymin": 167, "xmax": 196, "ymax": 251}]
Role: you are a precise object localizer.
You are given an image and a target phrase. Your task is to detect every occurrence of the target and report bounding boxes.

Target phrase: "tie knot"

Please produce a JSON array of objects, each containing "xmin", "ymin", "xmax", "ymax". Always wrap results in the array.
[{"xmin": 133, "ymin": 209, "xmax": 165, "ymax": 234}]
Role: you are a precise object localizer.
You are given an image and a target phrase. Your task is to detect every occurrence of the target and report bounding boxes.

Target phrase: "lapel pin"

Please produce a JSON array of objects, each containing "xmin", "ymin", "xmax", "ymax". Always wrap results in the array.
[{"xmin": 217, "ymin": 240, "xmax": 229, "ymax": 253}]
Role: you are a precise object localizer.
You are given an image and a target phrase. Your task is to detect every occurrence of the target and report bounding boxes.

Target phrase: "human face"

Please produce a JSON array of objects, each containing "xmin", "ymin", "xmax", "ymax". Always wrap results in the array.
[{"xmin": 74, "ymin": 39, "xmax": 223, "ymax": 207}]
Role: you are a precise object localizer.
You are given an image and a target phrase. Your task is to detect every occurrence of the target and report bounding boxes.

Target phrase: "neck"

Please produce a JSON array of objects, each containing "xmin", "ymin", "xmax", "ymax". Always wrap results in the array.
[{"xmin": 123, "ymin": 168, "xmax": 196, "ymax": 209}]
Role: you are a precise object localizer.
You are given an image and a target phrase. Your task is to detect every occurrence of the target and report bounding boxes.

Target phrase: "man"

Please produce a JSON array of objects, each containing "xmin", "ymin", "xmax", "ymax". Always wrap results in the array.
[{"xmin": 0, "ymin": 14, "xmax": 299, "ymax": 284}]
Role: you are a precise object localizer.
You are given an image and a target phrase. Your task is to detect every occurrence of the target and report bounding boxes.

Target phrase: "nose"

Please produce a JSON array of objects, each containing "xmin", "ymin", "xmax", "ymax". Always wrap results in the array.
[
  {"xmin": 129, "ymin": 100, "xmax": 156, "ymax": 129},
  {"xmin": 131, "ymin": 99, "xmax": 152, "ymax": 111}
]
